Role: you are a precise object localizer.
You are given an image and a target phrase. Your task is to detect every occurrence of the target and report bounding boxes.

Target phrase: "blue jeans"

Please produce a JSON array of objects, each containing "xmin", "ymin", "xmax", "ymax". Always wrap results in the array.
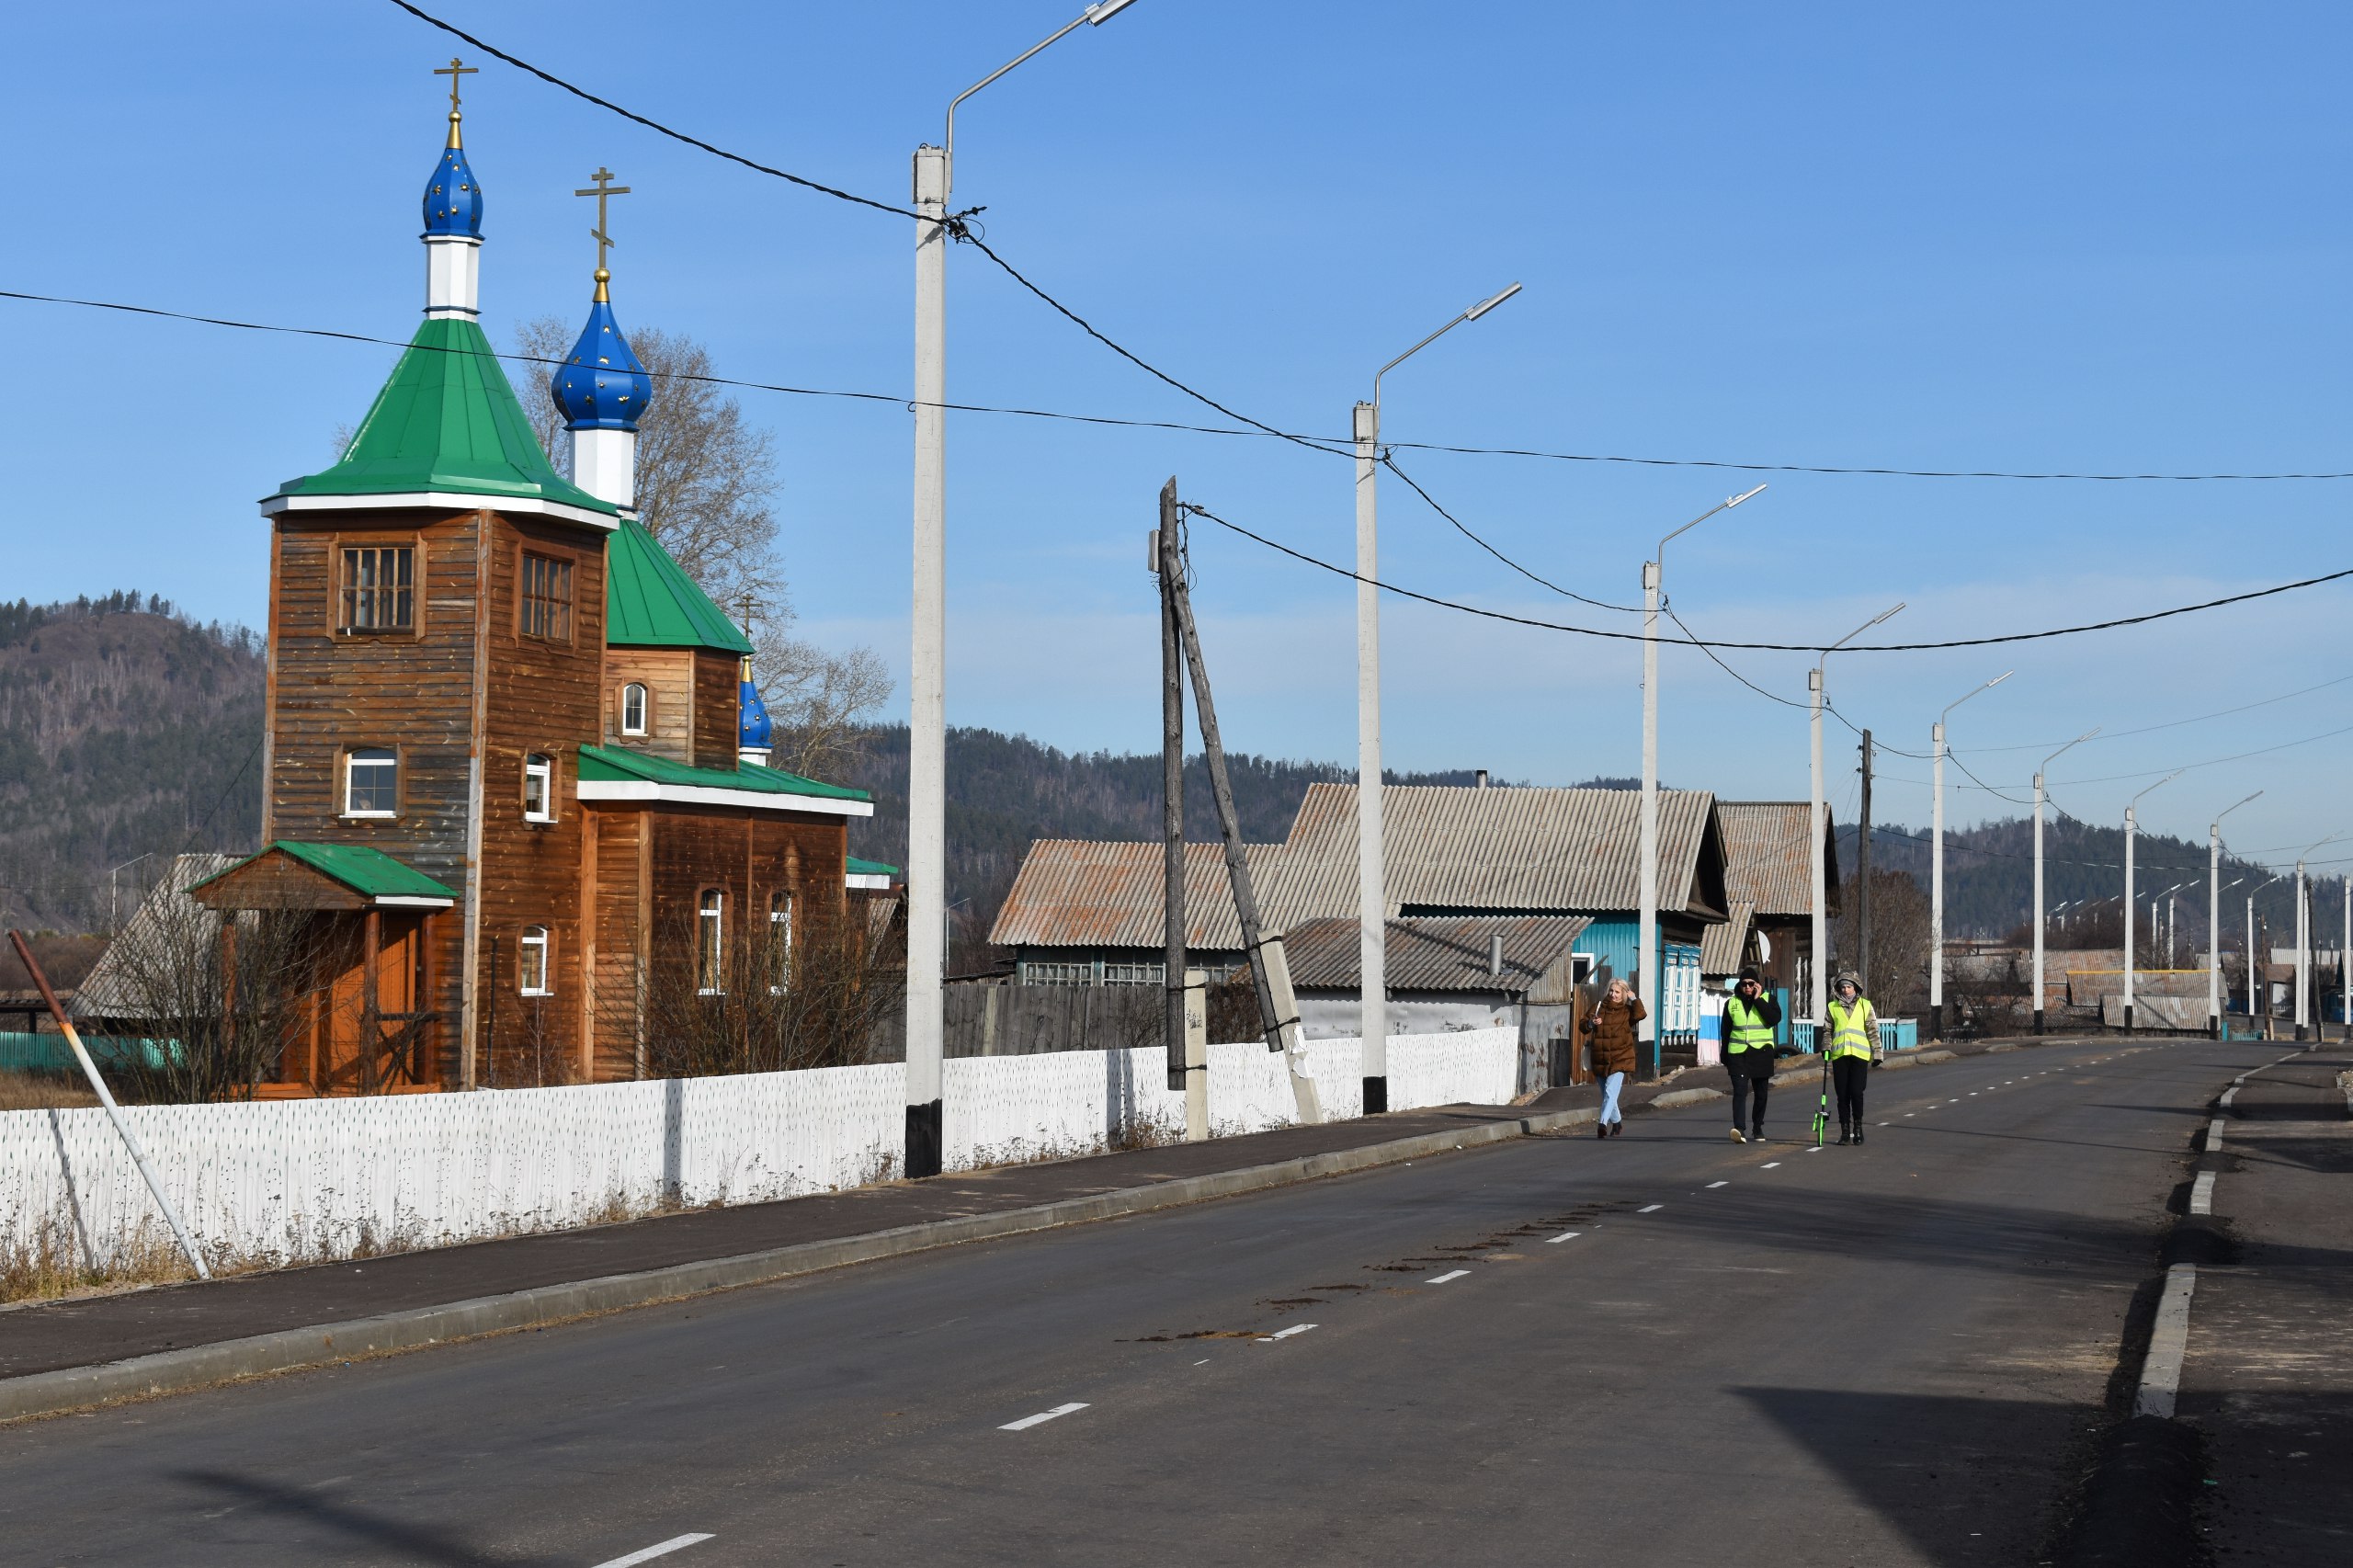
[{"xmin": 1600, "ymin": 1071, "xmax": 1626, "ymax": 1125}]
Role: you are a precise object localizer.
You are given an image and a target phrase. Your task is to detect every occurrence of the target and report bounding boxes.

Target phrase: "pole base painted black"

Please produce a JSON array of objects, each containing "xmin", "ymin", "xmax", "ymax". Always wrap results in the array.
[
  {"xmin": 2033, "ymin": 1007, "xmax": 2046, "ymax": 1036},
  {"xmin": 2123, "ymin": 1002, "xmax": 2134, "ymax": 1036},
  {"xmin": 1362, "ymin": 1074, "xmax": 1388, "ymax": 1115},
  {"xmin": 904, "ymin": 1099, "xmax": 943, "ymax": 1180}
]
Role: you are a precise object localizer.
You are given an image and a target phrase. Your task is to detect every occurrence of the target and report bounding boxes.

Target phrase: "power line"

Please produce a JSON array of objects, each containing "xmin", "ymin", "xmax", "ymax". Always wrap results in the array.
[
  {"xmin": 387, "ymin": 1, "xmax": 919, "ymax": 222},
  {"xmin": 1951, "ymin": 672, "xmax": 2353, "ymax": 756},
  {"xmin": 1178, "ymin": 498, "xmax": 2353, "ymax": 653},
  {"xmin": 1378, "ymin": 436, "xmax": 2353, "ymax": 483},
  {"xmin": 1376, "ymin": 452, "xmax": 1640, "ymax": 612},
  {"xmin": 1883, "ymin": 718, "xmax": 2353, "ymax": 792},
  {"xmin": 391, "ymin": 1, "xmax": 2353, "ymax": 491}
]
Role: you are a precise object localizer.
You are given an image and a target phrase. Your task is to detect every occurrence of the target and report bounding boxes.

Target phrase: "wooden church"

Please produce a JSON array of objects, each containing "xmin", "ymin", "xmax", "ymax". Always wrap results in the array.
[{"xmin": 189, "ymin": 74, "xmax": 873, "ymax": 1093}]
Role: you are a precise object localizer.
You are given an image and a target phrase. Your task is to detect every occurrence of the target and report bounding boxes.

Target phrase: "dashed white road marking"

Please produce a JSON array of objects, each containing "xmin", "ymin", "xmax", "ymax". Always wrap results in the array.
[
  {"xmin": 2190, "ymin": 1172, "xmax": 2216, "ymax": 1215},
  {"xmin": 1258, "ymin": 1324, "xmax": 1317, "ymax": 1342},
  {"xmin": 1638, "ymin": 1204, "xmax": 1664, "ymax": 1213},
  {"xmin": 1877, "ymin": 1122, "xmax": 1891, "ymax": 1127},
  {"xmin": 1904, "ymin": 1112, "xmax": 1916, "ymax": 1117},
  {"xmin": 1001, "ymin": 1403, "xmax": 1089, "ymax": 1432},
  {"xmin": 1546, "ymin": 1230, "xmax": 1582, "ymax": 1244},
  {"xmin": 1426, "ymin": 1268, "xmax": 1471, "ymax": 1285},
  {"xmin": 591, "ymin": 1535, "xmax": 715, "ymax": 1568},
  {"xmin": 1194, "ymin": 1358, "xmax": 1210, "ymax": 1366},
  {"xmin": 1706, "ymin": 1180, "xmax": 1730, "ymax": 1189},
  {"xmin": 1804, "ymin": 1145, "xmax": 1824, "ymax": 1153},
  {"xmin": 1760, "ymin": 1162, "xmax": 1781, "ymax": 1169}
]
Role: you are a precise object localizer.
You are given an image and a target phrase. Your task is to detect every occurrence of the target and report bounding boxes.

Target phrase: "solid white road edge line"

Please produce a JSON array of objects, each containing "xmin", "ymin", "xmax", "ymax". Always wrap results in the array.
[
  {"xmin": 1426, "ymin": 1269, "xmax": 1471, "ymax": 1284},
  {"xmin": 2220, "ymin": 1089, "xmax": 2237, "ymax": 1108},
  {"xmin": 1546, "ymin": 1231, "xmax": 1581, "ymax": 1244},
  {"xmin": 2134, "ymin": 1263, "xmax": 2200, "ymax": 1420},
  {"xmin": 1001, "ymin": 1402, "xmax": 1089, "ymax": 1432},
  {"xmin": 2208, "ymin": 1119, "xmax": 2228, "ymax": 1150},
  {"xmin": 2190, "ymin": 1172, "xmax": 2216, "ymax": 1216},
  {"xmin": 591, "ymin": 1534, "xmax": 716, "ymax": 1568},
  {"xmin": 1257, "ymin": 1324, "xmax": 1317, "ymax": 1342}
]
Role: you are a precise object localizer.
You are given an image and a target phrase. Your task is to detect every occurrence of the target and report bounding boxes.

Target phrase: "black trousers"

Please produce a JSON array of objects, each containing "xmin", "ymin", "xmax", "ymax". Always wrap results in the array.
[
  {"xmin": 1833, "ymin": 1057, "xmax": 1870, "ymax": 1125},
  {"xmin": 1729, "ymin": 1069, "xmax": 1770, "ymax": 1131}
]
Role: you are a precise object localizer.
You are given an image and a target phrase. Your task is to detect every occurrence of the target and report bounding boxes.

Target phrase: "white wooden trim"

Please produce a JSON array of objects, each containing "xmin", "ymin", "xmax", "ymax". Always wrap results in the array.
[
  {"xmin": 575, "ymin": 779, "xmax": 873, "ymax": 818},
  {"xmin": 261, "ymin": 491, "xmax": 620, "ymax": 532}
]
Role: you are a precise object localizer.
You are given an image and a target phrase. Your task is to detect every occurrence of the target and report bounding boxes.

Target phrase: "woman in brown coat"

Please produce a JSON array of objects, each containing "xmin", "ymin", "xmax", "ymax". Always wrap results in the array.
[{"xmin": 1579, "ymin": 977, "xmax": 1644, "ymax": 1139}]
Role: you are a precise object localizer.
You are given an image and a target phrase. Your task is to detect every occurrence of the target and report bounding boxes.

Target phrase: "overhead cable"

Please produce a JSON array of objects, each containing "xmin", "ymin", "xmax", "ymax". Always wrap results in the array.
[
  {"xmin": 1178, "ymin": 500, "xmax": 2353, "ymax": 653},
  {"xmin": 1376, "ymin": 453, "xmax": 1640, "ymax": 612}
]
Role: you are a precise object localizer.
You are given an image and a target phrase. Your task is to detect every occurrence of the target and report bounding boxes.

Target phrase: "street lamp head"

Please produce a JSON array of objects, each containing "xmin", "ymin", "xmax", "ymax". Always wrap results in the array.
[
  {"xmin": 1084, "ymin": 0, "xmax": 1142, "ymax": 20},
  {"xmin": 1724, "ymin": 483, "xmax": 1768, "ymax": 509},
  {"xmin": 1464, "ymin": 281, "xmax": 1522, "ymax": 321},
  {"xmin": 2132, "ymin": 767, "xmax": 2186, "ymax": 808}
]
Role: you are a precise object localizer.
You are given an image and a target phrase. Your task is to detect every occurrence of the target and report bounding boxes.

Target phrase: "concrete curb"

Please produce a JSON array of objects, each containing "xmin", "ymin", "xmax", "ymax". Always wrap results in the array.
[{"xmin": 0, "ymin": 1040, "xmax": 2009, "ymax": 1424}]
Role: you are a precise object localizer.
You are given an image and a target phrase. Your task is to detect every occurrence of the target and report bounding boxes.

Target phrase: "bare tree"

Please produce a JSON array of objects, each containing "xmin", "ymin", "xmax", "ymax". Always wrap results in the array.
[
  {"xmin": 515, "ymin": 318, "xmax": 891, "ymax": 780},
  {"xmin": 1830, "ymin": 868, "xmax": 1934, "ymax": 1012},
  {"xmin": 630, "ymin": 898, "xmax": 904, "ymax": 1078}
]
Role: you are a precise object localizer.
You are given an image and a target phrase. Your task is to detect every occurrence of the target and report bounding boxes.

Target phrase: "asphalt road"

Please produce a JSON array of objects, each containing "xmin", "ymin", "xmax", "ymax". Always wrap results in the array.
[{"xmin": 0, "ymin": 1036, "xmax": 2267, "ymax": 1567}]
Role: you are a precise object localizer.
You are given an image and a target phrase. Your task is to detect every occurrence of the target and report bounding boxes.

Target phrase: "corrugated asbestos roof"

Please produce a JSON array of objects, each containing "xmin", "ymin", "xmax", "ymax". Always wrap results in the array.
[
  {"xmin": 75, "ymin": 854, "xmax": 240, "ymax": 1018},
  {"xmin": 989, "ymin": 783, "xmax": 1727, "ymax": 950},
  {"xmin": 1279, "ymin": 915, "xmax": 1593, "ymax": 994},
  {"xmin": 1716, "ymin": 801, "xmax": 1836, "ymax": 915},
  {"xmin": 1701, "ymin": 901, "xmax": 1756, "ymax": 976}
]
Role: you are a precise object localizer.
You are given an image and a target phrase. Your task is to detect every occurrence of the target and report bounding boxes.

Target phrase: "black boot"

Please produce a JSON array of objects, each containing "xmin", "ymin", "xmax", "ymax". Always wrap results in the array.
[
  {"xmin": 1750, "ymin": 1119, "xmax": 1767, "ymax": 1144},
  {"xmin": 1854, "ymin": 1124, "xmax": 1866, "ymax": 1145},
  {"xmin": 1836, "ymin": 1121, "xmax": 1853, "ymax": 1145}
]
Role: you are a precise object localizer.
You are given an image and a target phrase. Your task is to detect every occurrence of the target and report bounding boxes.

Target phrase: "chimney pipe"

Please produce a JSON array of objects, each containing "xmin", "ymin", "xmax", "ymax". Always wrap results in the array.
[
  {"xmin": 1489, "ymin": 933, "xmax": 1505, "ymax": 978},
  {"xmin": 1475, "ymin": 768, "xmax": 1490, "ymax": 789}
]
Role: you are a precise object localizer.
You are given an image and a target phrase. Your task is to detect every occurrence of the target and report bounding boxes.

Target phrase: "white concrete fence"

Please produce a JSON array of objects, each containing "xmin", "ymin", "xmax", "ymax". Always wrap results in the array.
[{"xmin": 2, "ymin": 1029, "xmax": 1517, "ymax": 1274}]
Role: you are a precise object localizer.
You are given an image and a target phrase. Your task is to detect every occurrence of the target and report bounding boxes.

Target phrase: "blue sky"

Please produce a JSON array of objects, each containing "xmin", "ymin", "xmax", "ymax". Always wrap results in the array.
[{"xmin": 12, "ymin": 2, "xmax": 2351, "ymax": 870}]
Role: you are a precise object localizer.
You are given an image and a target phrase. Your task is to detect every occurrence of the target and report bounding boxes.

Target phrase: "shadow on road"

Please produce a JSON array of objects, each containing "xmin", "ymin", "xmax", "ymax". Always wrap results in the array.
[
  {"xmin": 173, "ymin": 1470, "xmax": 558, "ymax": 1567},
  {"xmin": 1733, "ymin": 1385, "xmax": 2093, "ymax": 1567}
]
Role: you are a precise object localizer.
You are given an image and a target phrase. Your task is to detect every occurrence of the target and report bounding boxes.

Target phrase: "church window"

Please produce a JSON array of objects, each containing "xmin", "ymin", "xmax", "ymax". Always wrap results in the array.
[
  {"xmin": 518, "ymin": 926, "xmax": 551, "ymax": 995},
  {"xmin": 344, "ymin": 747, "xmax": 398, "ymax": 817},
  {"xmin": 620, "ymin": 682, "xmax": 649, "ymax": 736},
  {"xmin": 519, "ymin": 552, "xmax": 574, "ymax": 642},
  {"xmin": 339, "ymin": 545, "xmax": 415, "ymax": 632},
  {"xmin": 698, "ymin": 891, "xmax": 725, "ymax": 994},
  {"xmin": 767, "ymin": 891, "xmax": 794, "ymax": 994},
  {"xmin": 522, "ymin": 753, "xmax": 554, "ymax": 822}
]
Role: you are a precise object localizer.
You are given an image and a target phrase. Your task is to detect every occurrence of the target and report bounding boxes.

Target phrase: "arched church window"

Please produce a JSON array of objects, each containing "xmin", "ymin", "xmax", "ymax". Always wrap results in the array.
[{"xmin": 620, "ymin": 683, "xmax": 648, "ymax": 736}]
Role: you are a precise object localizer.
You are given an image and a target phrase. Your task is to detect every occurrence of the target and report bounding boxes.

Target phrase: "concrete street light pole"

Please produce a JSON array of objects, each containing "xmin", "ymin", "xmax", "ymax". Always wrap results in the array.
[
  {"xmin": 1929, "ymin": 672, "xmax": 2010, "ymax": 1039},
  {"xmin": 2122, "ymin": 769, "xmax": 2183, "ymax": 1035},
  {"xmin": 1642, "ymin": 483, "xmax": 1766, "ymax": 1074},
  {"xmin": 1354, "ymin": 281, "xmax": 1520, "ymax": 1113},
  {"xmin": 904, "ymin": 0, "xmax": 1142, "ymax": 1178},
  {"xmin": 2031, "ymin": 727, "xmax": 2099, "ymax": 1035},
  {"xmin": 2208, "ymin": 793, "xmax": 2259, "ymax": 1037},
  {"xmin": 1810, "ymin": 604, "xmax": 1904, "ymax": 1032},
  {"xmin": 2292, "ymin": 834, "xmax": 2339, "ymax": 1042}
]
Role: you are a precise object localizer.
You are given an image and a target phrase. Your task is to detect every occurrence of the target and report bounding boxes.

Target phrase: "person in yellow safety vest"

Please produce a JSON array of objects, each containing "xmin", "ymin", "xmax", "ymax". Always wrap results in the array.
[
  {"xmin": 1825, "ymin": 972, "xmax": 1882, "ymax": 1144},
  {"xmin": 1722, "ymin": 965, "xmax": 1783, "ymax": 1143}
]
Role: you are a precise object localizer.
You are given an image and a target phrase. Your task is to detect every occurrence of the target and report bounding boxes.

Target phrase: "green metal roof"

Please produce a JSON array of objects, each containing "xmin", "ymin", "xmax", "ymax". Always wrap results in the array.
[
  {"xmin": 847, "ymin": 857, "xmax": 900, "ymax": 878},
  {"xmin": 271, "ymin": 316, "xmax": 616, "ymax": 517},
  {"xmin": 605, "ymin": 519, "xmax": 754, "ymax": 653},
  {"xmin": 192, "ymin": 841, "xmax": 459, "ymax": 903},
  {"xmin": 578, "ymin": 744, "xmax": 869, "ymax": 802}
]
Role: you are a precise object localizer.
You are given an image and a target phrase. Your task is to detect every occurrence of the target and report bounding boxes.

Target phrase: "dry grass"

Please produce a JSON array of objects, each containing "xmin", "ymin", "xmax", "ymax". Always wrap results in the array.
[
  {"xmin": 0, "ymin": 1217, "xmax": 192, "ymax": 1306},
  {"xmin": 0, "ymin": 1073, "xmax": 99, "ymax": 1111}
]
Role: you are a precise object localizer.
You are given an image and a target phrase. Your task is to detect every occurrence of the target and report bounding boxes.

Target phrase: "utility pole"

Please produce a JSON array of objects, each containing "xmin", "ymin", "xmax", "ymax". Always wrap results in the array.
[
  {"xmin": 2208, "ymin": 793, "xmax": 2257, "ymax": 1038},
  {"xmin": 1154, "ymin": 483, "xmax": 1187, "ymax": 1097},
  {"xmin": 1857, "ymin": 729, "xmax": 1873, "ymax": 998},
  {"xmin": 2031, "ymin": 728, "xmax": 2098, "ymax": 1035},
  {"xmin": 902, "ymin": 1, "xmax": 1147, "ymax": 1184},
  {"xmin": 1930, "ymin": 672, "xmax": 2010, "ymax": 1040},
  {"xmin": 1163, "ymin": 500, "xmax": 1321, "ymax": 1124}
]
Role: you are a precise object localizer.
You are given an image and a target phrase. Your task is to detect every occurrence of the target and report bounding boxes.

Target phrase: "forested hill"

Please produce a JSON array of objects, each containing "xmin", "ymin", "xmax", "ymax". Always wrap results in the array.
[
  {"xmin": 1836, "ymin": 816, "xmax": 2324, "ymax": 941},
  {"xmin": 0, "ymin": 595, "xmax": 266, "ymax": 934}
]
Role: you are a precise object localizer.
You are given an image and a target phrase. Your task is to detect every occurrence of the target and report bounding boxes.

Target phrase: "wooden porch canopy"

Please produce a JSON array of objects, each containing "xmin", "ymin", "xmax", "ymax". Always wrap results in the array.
[{"xmin": 188, "ymin": 841, "xmax": 457, "ymax": 912}]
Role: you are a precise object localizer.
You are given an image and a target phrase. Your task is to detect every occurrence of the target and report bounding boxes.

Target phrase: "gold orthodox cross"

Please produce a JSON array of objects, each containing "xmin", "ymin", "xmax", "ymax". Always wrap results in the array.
[
  {"xmin": 575, "ymin": 167, "xmax": 631, "ymax": 278},
  {"xmin": 434, "ymin": 57, "xmax": 476, "ymax": 117}
]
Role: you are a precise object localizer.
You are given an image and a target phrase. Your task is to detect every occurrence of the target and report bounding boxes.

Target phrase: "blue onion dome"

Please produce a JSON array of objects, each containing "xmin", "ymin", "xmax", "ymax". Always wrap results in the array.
[
  {"xmin": 552, "ymin": 281, "xmax": 654, "ymax": 431},
  {"xmin": 422, "ymin": 129, "xmax": 483, "ymax": 237},
  {"xmin": 740, "ymin": 675, "xmax": 775, "ymax": 751}
]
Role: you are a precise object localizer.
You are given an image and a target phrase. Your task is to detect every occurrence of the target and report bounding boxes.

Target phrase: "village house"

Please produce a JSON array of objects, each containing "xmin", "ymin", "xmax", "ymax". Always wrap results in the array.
[{"xmin": 180, "ymin": 97, "xmax": 872, "ymax": 1094}]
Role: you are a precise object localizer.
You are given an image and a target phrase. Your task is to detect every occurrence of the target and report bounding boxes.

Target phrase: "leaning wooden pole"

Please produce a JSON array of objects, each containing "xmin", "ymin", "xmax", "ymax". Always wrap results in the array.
[
  {"xmin": 8, "ymin": 929, "xmax": 210, "ymax": 1278},
  {"xmin": 1156, "ymin": 483, "xmax": 1188, "ymax": 1096},
  {"xmin": 1162, "ymin": 500, "xmax": 1323, "ymax": 1125}
]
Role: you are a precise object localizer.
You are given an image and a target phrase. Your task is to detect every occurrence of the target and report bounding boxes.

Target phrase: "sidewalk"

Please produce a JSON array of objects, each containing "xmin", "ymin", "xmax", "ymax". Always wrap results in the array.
[
  {"xmin": 2176, "ymin": 1044, "xmax": 2353, "ymax": 1561},
  {"xmin": 0, "ymin": 1035, "xmax": 2030, "ymax": 1421}
]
